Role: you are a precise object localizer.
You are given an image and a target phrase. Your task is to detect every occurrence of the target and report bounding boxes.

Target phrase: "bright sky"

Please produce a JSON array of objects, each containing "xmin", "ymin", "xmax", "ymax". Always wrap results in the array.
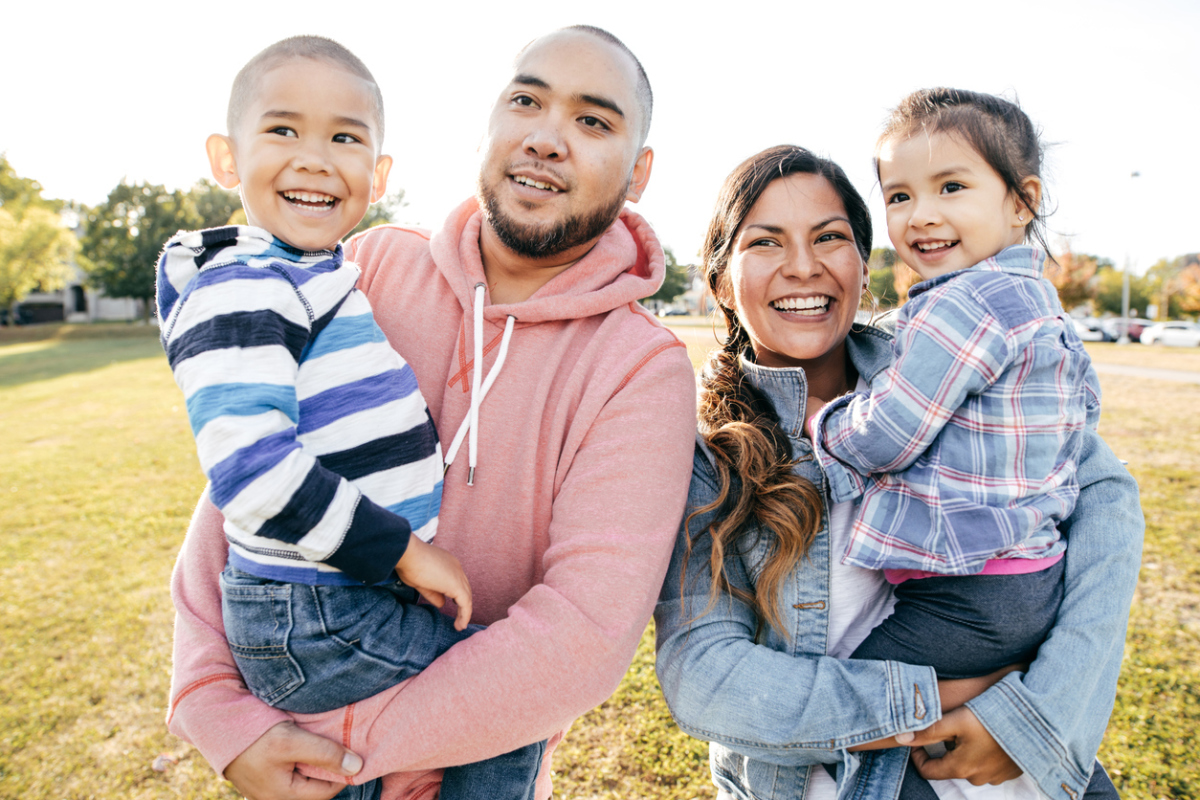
[{"xmin": 5, "ymin": 0, "xmax": 1197, "ymax": 272}]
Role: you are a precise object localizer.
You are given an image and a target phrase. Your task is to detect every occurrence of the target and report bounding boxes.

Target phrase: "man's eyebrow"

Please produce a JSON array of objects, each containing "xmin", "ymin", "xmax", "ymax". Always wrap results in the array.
[
  {"xmin": 576, "ymin": 93, "xmax": 625, "ymax": 119},
  {"xmin": 512, "ymin": 74, "xmax": 551, "ymax": 90}
]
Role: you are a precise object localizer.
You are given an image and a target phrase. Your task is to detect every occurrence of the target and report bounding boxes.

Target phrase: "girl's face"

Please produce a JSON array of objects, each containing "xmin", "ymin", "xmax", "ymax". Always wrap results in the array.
[
  {"xmin": 878, "ymin": 130, "xmax": 1038, "ymax": 281},
  {"xmin": 720, "ymin": 172, "xmax": 869, "ymax": 372}
]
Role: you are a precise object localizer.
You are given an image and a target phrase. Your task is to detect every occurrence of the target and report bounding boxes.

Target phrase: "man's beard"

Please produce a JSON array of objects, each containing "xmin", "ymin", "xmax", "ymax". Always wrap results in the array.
[{"xmin": 478, "ymin": 175, "xmax": 628, "ymax": 260}]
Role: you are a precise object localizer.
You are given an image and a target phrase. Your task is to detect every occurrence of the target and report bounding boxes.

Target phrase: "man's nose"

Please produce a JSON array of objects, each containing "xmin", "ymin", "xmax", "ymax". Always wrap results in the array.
[{"xmin": 522, "ymin": 122, "xmax": 567, "ymax": 161}]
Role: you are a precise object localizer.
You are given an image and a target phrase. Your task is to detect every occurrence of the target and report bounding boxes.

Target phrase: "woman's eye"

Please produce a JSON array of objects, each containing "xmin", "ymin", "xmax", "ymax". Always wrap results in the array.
[
  {"xmin": 750, "ymin": 238, "xmax": 779, "ymax": 248},
  {"xmin": 816, "ymin": 232, "xmax": 846, "ymax": 244},
  {"xmin": 887, "ymin": 192, "xmax": 909, "ymax": 205}
]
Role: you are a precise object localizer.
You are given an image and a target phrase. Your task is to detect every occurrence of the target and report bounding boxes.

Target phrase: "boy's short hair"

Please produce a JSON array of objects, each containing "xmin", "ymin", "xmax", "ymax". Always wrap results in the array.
[{"xmin": 227, "ymin": 35, "xmax": 385, "ymax": 142}]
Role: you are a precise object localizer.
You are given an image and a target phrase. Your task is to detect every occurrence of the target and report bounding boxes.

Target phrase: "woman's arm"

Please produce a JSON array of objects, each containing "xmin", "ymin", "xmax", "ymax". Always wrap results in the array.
[
  {"xmin": 654, "ymin": 454, "xmax": 940, "ymax": 766},
  {"xmin": 962, "ymin": 430, "xmax": 1143, "ymax": 797}
]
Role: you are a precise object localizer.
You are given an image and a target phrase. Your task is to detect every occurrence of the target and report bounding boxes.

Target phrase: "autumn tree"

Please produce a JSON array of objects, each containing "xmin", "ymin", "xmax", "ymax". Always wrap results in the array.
[
  {"xmin": 0, "ymin": 156, "xmax": 78, "ymax": 323},
  {"xmin": 1045, "ymin": 246, "xmax": 1099, "ymax": 312},
  {"xmin": 867, "ymin": 248, "xmax": 901, "ymax": 308}
]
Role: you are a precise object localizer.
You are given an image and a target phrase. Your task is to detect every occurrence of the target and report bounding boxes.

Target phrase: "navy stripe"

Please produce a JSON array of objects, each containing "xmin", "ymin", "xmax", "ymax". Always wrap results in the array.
[
  {"xmin": 322, "ymin": 497, "xmax": 411, "ymax": 585},
  {"xmin": 317, "ymin": 417, "xmax": 439, "ymax": 480},
  {"xmin": 297, "ymin": 369, "xmax": 419, "ymax": 434},
  {"xmin": 254, "ymin": 463, "xmax": 341, "ymax": 544},
  {"xmin": 168, "ymin": 309, "xmax": 309, "ymax": 367},
  {"xmin": 195, "ymin": 228, "xmax": 241, "ymax": 268}
]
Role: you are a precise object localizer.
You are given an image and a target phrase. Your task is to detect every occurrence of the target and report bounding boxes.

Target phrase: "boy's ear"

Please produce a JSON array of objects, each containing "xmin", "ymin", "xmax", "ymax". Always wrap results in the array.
[
  {"xmin": 206, "ymin": 134, "xmax": 241, "ymax": 190},
  {"xmin": 371, "ymin": 155, "xmax": 393, "ymax": 203},
  {"xmin": 1013, "ymin": 175, "xmax": 1042, "ymax": 227}
]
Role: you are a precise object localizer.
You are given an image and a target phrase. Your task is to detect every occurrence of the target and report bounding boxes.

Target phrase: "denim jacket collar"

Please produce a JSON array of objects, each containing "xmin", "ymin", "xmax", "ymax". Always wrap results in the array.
[{"xmin": 738, "ymin": 324, "xmax": 897, "ymax": 438}]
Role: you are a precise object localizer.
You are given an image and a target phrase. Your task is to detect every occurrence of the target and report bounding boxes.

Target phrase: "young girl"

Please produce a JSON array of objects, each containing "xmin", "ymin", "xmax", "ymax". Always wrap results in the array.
[{"xmin": 808, "ymin": 89, "xmax": 1119, "ymax": 799}]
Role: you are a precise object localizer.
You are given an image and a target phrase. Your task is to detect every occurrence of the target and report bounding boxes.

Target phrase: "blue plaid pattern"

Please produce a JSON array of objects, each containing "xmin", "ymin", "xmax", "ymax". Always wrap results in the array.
[{"xmin": 813, "ymin": 246, "xmax": 1101, "ymax": 574}]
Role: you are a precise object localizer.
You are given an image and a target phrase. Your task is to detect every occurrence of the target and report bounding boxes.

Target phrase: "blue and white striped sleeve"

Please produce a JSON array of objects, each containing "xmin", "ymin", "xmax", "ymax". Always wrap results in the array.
[{"xmin": 162, "ymin": 265, "xmax": 411, "ymax": 585}]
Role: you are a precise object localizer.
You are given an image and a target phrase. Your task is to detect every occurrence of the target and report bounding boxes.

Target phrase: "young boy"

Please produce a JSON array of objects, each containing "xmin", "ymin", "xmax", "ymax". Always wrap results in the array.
[{"xmin": 157, "ymin": 36, "xmax": 543, "ymax": 800}]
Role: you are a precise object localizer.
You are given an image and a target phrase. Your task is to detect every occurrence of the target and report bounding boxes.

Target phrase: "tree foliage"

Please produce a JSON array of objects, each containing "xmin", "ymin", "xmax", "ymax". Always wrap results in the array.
[
  {"xmin": 349, "ymin": 190, "xmax": 406, "ymax": 238},
  {"xmin": 648, "ymin": 246, "xmax": 691, "ymax": 304},
  {"xmin": 0, "ymin": 156, "xmax": 78, "ymax": 323},
  {"xmin": 867, "ymin": 248, "xmax": 901, "ymax": 308},
  {"xmin": 1046, "ymin": 246, "xmax": 1099, "ymax": 312}
]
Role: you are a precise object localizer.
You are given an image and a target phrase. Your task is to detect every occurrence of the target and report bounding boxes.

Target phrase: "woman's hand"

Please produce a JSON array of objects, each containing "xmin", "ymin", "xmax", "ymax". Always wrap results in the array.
[
  {"xmin": 224, "ymin": 722, "xmax": 364, "ymax": 800},
  {"xmin": 907, "ymin": 706, "xmax": 1023, "ymax": 785}
]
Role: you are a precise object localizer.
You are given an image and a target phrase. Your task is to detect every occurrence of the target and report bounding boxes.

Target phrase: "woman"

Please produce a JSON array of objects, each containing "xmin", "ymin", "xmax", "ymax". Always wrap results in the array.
[{"xmin": 653, "ymin": 145, "xmax": 1141, "ymax": 800}]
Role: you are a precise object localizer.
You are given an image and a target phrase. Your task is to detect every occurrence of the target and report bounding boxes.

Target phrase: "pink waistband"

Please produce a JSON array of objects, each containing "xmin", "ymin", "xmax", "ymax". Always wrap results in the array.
[{"xmin": 885, "ymin": 552, "xmax": 1064, "ymax": 585}]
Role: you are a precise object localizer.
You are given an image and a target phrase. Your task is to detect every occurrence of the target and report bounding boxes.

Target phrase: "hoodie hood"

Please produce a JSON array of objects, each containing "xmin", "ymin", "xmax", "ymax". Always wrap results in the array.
[{"xmin": 429, "ymin": 198, "xmax": 665, "ymax": 324}]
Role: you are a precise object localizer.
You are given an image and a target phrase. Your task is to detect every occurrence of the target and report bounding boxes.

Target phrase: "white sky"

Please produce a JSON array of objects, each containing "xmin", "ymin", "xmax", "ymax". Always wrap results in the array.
[{"xmin": 5, "ymin": 0, "xmax": 1197, "ymax": 272}]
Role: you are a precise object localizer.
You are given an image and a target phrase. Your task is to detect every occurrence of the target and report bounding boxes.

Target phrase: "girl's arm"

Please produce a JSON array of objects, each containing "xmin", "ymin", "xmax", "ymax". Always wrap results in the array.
[{"xmin": 960, "ymin": 429, "xmax": 1142, "ymax": 798}]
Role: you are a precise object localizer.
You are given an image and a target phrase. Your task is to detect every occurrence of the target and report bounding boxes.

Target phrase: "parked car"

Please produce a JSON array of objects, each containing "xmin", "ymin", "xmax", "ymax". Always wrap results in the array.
[
  {"xmin": 1140, "ymin": 321, "xmax": 1200, "ymax": 347},
  {"xmin": 1100, "ymin": 317, "xmax": 1146, "ymax": 342},
  {"xmin": 1072, "ymin": 318, "xmax": 1106, "ymax": 342}
]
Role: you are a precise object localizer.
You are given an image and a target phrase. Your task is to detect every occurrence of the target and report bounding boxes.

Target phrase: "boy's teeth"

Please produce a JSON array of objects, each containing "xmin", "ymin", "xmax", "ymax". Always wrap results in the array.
[
  {"xmin": 284, "ymin": 191, "xmax": 335, "ymax": 205},
  {"xmin": 773, "ymin": 296, "xmax": 830, "ymax": 315},
  {"xmin": 513, "ymin": 175, "xmax": 561, "ymax": 192}
]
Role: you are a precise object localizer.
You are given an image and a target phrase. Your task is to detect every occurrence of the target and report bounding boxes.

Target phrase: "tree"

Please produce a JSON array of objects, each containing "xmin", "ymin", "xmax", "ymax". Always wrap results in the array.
[
  {"xmin": 1094, "ymin": 267, "xmax": 1153, "ymax": 317},
  {"xmin": 191, "ymin": 179, "xmax": 242, "ymax": 228},
  {"xmin": 349, "ymin": 190, "xmax": 406, "ymax": 238},
  {"xmin": 1045, "ymin": 246, "xmax": 1099, "ymax": 312},
  {"xmin": 1170, "ymin": 258, "xmax": 1200, "ymax": 315},
  {"xmin": 0, "ymin": 156, "xmax": 78, "ymax": 324},
  {"xmin": 81, "ymin": 181, "xmax": 203, "ymax": 318},
  {"xmin": 647, "ymin": 246, "xmax": 691, "ymax": 304},
  {"xmin": 0, "ymin": 207, "xmax": 78, "ymax": 323},
  {"xmin": 867, "ymin": 248, "xmax": 901, "ymax": 308}
]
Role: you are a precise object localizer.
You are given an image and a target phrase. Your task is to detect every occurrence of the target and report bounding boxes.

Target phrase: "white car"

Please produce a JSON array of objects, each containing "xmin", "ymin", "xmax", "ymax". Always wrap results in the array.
[{"xmin": 1140, "ymin": 321, "xmax": 1200, "ymax": 347}]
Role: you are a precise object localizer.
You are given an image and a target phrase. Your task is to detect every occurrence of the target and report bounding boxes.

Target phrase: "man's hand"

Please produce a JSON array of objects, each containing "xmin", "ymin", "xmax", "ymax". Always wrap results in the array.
[
  {"xmin": 224, "ymin": 722, "xmax": 363, "ymax": 800},
  {"xmin": 907, "ymin": 707, "xmax": 1023, "ymax": 785},
  {"xmin": 395, "ymin": 537, "xmax": 473, "ymax": 630}
]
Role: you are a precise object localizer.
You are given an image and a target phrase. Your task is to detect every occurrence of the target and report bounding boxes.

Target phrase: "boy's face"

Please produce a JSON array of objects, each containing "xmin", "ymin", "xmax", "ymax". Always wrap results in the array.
[{"xmin": 207, "ymin": 58, "xmax": 391, "ymax": 252}]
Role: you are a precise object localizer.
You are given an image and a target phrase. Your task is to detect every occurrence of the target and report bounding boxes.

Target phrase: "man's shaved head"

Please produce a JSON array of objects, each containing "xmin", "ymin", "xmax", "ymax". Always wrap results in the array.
[
  {"xmin": 517, "ymin": 24, "xmax": 653, "ymax": 145},
  {"xmin": 227, "ymin": 35, "xmax": 385, "ymax": 141}
]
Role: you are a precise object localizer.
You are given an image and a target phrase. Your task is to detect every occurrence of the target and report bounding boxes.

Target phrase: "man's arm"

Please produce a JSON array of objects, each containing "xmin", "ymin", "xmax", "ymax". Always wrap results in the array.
[{"xmin": 168, "ymin": 343, "xmax": 698, "ymax": 786}]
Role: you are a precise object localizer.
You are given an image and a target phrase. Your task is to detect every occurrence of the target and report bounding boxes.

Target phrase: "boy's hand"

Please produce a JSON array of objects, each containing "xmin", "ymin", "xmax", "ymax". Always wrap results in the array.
[
  {"xmin": 395, "ymin": 537, "xmax": 473, "ymax": 630},
  {"xmin": 907, "ymin": 706, "xmax": 1023, "ymax": 785}
]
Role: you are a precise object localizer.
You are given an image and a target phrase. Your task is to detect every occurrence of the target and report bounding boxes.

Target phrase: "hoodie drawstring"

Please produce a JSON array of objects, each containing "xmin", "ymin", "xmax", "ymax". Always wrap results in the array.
[{"xmin": 443, "ymin": 282, "xmax": 516, "ymax": 485}]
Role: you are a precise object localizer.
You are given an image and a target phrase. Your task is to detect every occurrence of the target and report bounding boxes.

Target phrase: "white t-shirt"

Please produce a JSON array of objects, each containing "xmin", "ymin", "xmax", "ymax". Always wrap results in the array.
[{"xmin": 804, "ymin": 380, "xmax": 1045, "ymax": 800}]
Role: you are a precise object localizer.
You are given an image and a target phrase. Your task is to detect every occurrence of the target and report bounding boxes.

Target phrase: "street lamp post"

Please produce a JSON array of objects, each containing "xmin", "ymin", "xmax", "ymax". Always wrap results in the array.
[{"xmin": 1118, "ymin": 171, "xmax": 1140, "ymax": 345}]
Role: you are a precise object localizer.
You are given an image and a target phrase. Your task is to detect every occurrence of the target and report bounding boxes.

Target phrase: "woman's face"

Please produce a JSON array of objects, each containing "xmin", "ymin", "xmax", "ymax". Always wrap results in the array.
[{"xmin": 720, "ymin": 172, "xmax": 869, "ymax": 371}]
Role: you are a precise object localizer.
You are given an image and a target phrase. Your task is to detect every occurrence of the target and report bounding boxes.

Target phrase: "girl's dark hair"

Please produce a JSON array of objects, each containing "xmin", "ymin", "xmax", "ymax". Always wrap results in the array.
[
  {"xmin": 877, "ymin": 87, "xmax": 1048, "ymax": 250},
  {"xmin": 686, "ymin": 145, "xmax": 871, "ymax": 638}
]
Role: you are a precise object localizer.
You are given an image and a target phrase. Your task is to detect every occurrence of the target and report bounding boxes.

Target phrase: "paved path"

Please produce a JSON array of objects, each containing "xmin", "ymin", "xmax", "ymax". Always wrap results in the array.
[{"xmin": 1091, "ymin": 362, "xmax": 1200, "ymax": 385}]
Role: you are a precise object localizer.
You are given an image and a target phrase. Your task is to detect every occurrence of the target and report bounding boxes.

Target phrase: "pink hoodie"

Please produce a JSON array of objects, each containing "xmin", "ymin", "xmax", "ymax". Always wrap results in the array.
[{"xmin": 167, "ymin": 198, "xmax": 698, "ymax": 799}]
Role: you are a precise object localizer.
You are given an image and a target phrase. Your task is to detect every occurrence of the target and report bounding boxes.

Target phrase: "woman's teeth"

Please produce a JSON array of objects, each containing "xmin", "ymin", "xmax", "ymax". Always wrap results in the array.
[{"xmin": 773, "ymin": 296, "xmax": 829, "ymax": 315}]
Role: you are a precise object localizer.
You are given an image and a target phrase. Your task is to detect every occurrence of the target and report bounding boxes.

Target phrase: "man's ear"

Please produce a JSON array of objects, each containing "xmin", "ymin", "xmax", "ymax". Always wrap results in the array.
[
  {"xmin": 371, "ymin": 155, "xmax": 393, "ymax": 203},
  {"xmin": 624, "ymin": 146, "xmax": 654, "ymax": 204},
  {"xmin": 206, "ymin": 134, "xmax": 241, "ymax": 190},
  {"xmin": 1013, "ymin": 175, "xmax": 1042, "ymax": 228}
]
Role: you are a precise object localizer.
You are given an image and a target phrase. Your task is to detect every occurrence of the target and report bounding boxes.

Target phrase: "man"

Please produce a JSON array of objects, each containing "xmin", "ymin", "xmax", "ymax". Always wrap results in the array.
[{"xmin": 166, "ymin": 25, "xmax": 698, "ymax": 800}]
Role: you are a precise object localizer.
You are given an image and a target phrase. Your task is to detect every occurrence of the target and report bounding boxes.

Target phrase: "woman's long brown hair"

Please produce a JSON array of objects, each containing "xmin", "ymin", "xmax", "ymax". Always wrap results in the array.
[{"xmin": 684, "ymin": 145, "xmax": 873, "ymax": 639}]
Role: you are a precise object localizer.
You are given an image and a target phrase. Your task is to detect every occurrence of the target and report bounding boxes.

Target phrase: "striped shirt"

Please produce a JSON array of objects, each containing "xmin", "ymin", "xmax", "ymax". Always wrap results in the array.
[
  {"xmin": 157, "ymin": 226, "xmax": 442, "ymax": 586},
  {"xmin": 812, "ymin": 246, "xmax": 1101, "ymax": 575}
]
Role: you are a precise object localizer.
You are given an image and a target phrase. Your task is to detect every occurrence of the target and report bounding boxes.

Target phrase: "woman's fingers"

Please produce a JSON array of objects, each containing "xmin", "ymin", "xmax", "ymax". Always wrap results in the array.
[
  {"xmin": 909, "ymin": 707, "xmax": 1023, "ymax": 785},
  {"xmin": 224, "ymin": 721, "xmax": 363, "ymax": 800}
]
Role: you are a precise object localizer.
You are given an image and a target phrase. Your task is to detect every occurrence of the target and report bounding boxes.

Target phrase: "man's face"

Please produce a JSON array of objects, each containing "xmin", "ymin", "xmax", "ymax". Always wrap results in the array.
[
  {"xmin": 214, "ymin": 58, "xmax": 391, "ymax": 252},
  {"xmin": 477, "ymin": 31, "xmax": 651, "ymax": 260}
]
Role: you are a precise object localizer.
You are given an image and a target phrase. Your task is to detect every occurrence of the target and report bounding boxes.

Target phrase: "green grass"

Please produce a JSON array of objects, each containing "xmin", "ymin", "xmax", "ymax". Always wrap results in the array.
[{"xmin": 1, "ymin": 323, "xmax": 1197, "ymax": 798}]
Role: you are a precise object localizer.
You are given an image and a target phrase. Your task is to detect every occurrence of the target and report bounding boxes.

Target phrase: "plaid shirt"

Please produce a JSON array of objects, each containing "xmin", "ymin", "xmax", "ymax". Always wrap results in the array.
[{"xmin": 813, "ymin": 246, "xmax": 1101, "ymax": 574}]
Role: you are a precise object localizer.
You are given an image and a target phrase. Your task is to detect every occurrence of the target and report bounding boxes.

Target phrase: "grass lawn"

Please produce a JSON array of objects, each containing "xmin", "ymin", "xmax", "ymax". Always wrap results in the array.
[{"xmin": 1, "ymin": 323, "xmax": 1196, "ymax": 799}]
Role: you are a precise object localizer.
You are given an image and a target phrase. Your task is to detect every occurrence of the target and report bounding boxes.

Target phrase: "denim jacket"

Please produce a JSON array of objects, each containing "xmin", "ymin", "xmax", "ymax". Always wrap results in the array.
[{"xmin": 654, "ymin": 324, "xmax": 1143, "ymax": 800}]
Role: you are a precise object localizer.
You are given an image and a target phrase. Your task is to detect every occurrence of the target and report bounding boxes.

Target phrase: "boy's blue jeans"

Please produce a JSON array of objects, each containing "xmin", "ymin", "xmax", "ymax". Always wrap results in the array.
[
  {"xmin": 839, "ymin": 560, "xmax": 1119, "ymax": 799},
  {"xmin": 220, "ymin": 565, "xmax": 544, "ymax": 800}
]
